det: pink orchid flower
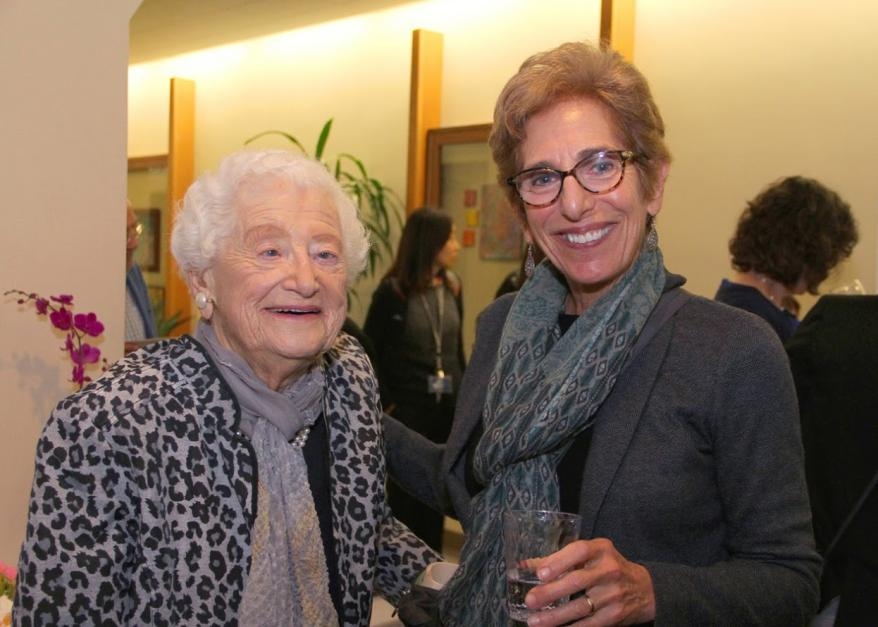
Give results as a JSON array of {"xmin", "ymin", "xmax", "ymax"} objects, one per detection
[{"xmin": 5, "ymin": 289, "xmax": 107, "ymax": 390}]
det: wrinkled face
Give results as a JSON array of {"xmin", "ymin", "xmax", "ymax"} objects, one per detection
[
  {"xmin": 193, "ymin": 180, "xmax": 348, "ymax": 390},
  {"xmin": 519, "ymin": 97, "xmax": 666, "ymax": 313},
  {"xmin": 435, "ymin": 225, "xmax": 460, "ymax": 270}
]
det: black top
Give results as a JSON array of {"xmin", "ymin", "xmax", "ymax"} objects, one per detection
[
  {"xmin": 556, "ymin": 312, "xmax": 595, "ymax": 514},
  {"xmin": 304, "ymin": 414, "xmax": 343, "ymax": 623},
  {"xmin": 364, "ymin": 276, "xmax": 466, "ymax": 407},
  {"xmin": 786, "ymin": 295, "xmax": 878, "ymax": 624},
  {"xmin": 714, "ymin": 279, "xmax": 799, "ymax": 342}
]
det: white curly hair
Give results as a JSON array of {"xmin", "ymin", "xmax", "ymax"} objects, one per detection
[{"xmin": 171, "ymin": 149, "xmax": 370, "ymax": 288}]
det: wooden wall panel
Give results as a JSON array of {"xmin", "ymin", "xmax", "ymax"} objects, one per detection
[
  {"xmin": 405, "ymin": 29, "xmax": 443, "ymax": 214},
  {"xmin": 164, "ymin": 77, "xmax": 195, "ymax": 334}
]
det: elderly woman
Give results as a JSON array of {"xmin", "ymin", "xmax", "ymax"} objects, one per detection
[
  {"xmin": 13, "ymin": 150, "xmax": 438, "ymax": 626},
  {"xmin": 715, "ymin": 176, "xmax": 858, "ymax": 342},
  {"xmin": 386, "ymin": 42, "xmax": 821, "ymax": 626}
]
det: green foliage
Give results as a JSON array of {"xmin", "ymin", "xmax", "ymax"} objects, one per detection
[
  {"xmin": 245, "ymin": 119, "xmax": 403, "ymax": 288},
  {"xmin": 152, "ymin": 300, "xmax": 189, "ymax": 337}
]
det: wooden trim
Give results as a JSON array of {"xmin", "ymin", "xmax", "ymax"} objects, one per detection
[
  {"xmin": 601, "ymin": 0, "xmax": 636, "ymax": 61},
  {"xmin": 128, "ymin": 154, "xmax": 168, "ymax": 171},
  {"xmin": 164, "ymin": 77, "xmax": 195, "ymax": 336},
  {"xmin": 405, "ymin": 29, "xmax": 443, "ymax": 215},
  {"xmin": 424, "ymin": 123, "xmax": 491, "ymax": 207},
  {"xmin": 600, "ymin": 0, "xmax": 613, "ymax": 49}
]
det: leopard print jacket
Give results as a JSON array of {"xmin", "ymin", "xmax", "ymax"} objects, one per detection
[{"xmin": 13, "ymin": 333, "xmax": 439, "ymax": 626}]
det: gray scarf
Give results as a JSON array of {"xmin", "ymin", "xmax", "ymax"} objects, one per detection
[
  {"xmin": 439, "ymin": 247, "xmax": 665, "ymax": 626},
  {"xmin": 195, "ymin": 322, "xmax": 338, "ymax": 627}
]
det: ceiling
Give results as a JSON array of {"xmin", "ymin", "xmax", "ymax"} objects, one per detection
[{"xmin": 129, "ymin": 0, "xmax": 416, "ymax": 64}]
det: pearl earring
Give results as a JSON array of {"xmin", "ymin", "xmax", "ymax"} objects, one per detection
[{"xmin": 195, "ymin": 292, "xmax": 210, "ymax": 310}]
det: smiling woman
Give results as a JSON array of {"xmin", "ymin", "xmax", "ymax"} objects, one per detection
[
  {"xmin": 13, "ymin": 149, "xmax": 440, "ymax": 627},
  {"xmin": 384, "ymin": 41, "xmax": 821, "ymax": 627},
  {"xmin": 188, "ymin": 180, "xmax": 350, "ymax": 390}
]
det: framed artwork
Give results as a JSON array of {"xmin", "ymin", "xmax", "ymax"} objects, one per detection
[
  {"xmin": 128, "ymin": 154, "xmax": 168, "ymax": 276},
  {"xmin": 479, "ymin": 184, "xmax": 522, "ymax": 260},
  {"xmin": 134, "ymin": 208, "xmax": 161, "ymax": 272},
  {"xmin": 425, "ymin": 124, "xmax": 492, "ymax": 206}
]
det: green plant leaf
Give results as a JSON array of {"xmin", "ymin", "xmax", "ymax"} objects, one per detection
[
  {"xmin": 315, "ymin": 118, "xmax": 333, "ymax": 160},
  {"xmin": 152, "ymin": 301, "xmax": 190, "ymax": 337},
  {"xmin": 339, "ymin": 153, "xmax": 369, "ymax": 179},
  {"xmin": 244, "ymin": 130, "xmax": 308, "ymax": 155}
]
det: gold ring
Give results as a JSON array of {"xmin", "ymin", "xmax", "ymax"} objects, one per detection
[{"xmin": 584, "ymin": 593, "xmax": 596, "ymax": 615}]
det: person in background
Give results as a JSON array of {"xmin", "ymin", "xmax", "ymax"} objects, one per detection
[
  {"xmin": 125, "ymin": 199, "xmax": 158, "ymax": 342},
  {"xmin": 385, "ymin": 41, "xmax": 820, "ymax": 626},
  {"xmin": 714, "ymin": 176, "xmax": 858, "ymax": 342},
  {"xmin": 786, "ymin": 294, "xmax": 878, "ymax": 626},
  {"xmin": 14, "ymin": 150, "xmax": 438, "ymax": 627},
  {"xmin": 782, "ymin": 294, "xmax": 802, "ymax": 319},
  {"xmin": 364, "ymin": 206, "xmax": 464, "ymax": 553}
]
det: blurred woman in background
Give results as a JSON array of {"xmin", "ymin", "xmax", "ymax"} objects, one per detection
[
  {"xmin": 364, "ymin": 206, "xmax": 464, "ymax": 552},
  {"xmin": 715, "ymin": 176, "xmax": 858, "ymax": 341}
]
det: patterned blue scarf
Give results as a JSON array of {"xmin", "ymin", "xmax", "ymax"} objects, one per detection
[{"xmin": 439, "ymin": 246, "xmax": 665, "ymax": 625}]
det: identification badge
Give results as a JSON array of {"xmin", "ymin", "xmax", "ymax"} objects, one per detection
[{"xmin": 427, "ymin": 370, "xmax": 453, "ymax": 400}]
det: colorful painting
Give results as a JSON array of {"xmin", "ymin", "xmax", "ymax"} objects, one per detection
[
  {"xmin": 479, "ymin": 184, "xmax": 522, "ymax": 260},
  {"xmin": 462, "ymin": 228, "xmax": 476, "ymax": 247}
]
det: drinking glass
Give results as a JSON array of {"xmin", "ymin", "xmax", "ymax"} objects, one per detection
[
  {"xmin": 830, "ymin": 278, "xmax": 866, "ymax": 295},
  {"xmin": 503, "ymin": 509, "xmax": 582, "ymax": 622}
]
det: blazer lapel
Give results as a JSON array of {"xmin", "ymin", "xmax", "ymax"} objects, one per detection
[{"xmin": 578, "ymin": 300, "xmax": 679, "ymax": 537}]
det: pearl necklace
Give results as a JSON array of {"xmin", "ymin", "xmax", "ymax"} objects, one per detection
[
  {"xmin": 758, "ymin": 276, "xmax": 787, "ymax": 310},
  {"xmin": 290, "ymin": 425, "xmax": 311, "ymax": 448}
]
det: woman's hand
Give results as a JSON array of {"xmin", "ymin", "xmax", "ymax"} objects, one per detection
[{"xmin": 522, "ymin": 538, "xmax": 656, "ymax": 626}]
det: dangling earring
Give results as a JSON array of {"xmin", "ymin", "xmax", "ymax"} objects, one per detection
[
  {"xmin": 195, "ymin": 292, "xmax": 210, "ymax": 310},
  {"xmin": 646, "ymin": 218, "xmax": 659, "ymax": 251},
  {"xmin": 524, "ymin": 245, "xmax": 535, "ymax": 277}
]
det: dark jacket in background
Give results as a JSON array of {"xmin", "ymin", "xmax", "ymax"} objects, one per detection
[
  {"xmin": 714, "ymin": 278, "xmax": 798, "ymax": 342},
  {"xmin": 363, "ymin": 274, "xmax": 465, "ymax": 410},
  {"xmin": 786, "ymin": 295, "xmax": 878, "ymax": 626},
  {"xmin": 126, "ymin": 264, "xmax": 158, "ymax": 338}
]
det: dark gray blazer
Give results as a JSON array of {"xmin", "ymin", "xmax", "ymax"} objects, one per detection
[{"xmin": 385, "ymin": 276, "xmax": 821, "ymax": 625}]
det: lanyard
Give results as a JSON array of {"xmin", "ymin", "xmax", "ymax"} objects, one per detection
[{"xmin": 419, "ymin": 285, "xmax": 445, "ymax": 375}]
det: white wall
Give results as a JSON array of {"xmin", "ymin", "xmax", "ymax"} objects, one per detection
[
  {"xmin": 635, "ymin": 0, "xmax": 878, "ymax": 309},
  {"xmin": 0, "ymin": 0, "xmax": 141, "ymax": 564}
]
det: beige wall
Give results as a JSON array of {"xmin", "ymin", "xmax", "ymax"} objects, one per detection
[
  {"xmin": 635, "ymin": 0, "xmax": 878, "ymax": 309},
  {"xmin": 0, "ymin": 0, "xmax": 140, "ymax": 564}
]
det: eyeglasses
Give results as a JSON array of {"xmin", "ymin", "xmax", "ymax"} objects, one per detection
[{"xmin": 506, "ymin": 150, "xmax": 636, "ymax": 209}]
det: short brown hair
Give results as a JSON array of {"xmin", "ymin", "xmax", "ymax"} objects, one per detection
[
  {"xmin": 489, "ymin": 41, "xmax": 671, "ymax": 220},
  {"xmin": 729, "ymin": 176, "xmax": 858, "ymax": 293}
]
